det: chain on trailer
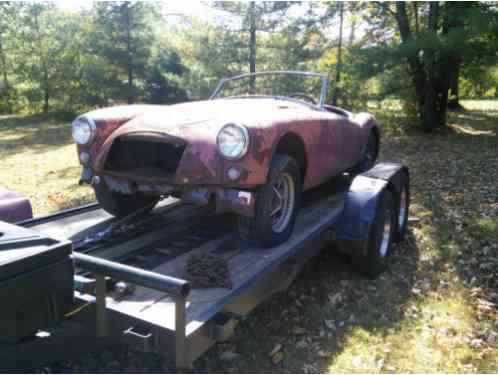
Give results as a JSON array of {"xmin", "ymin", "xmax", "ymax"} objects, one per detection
[
  {"xmin": 72, "ymin": 196, "xmax": 169, "ymax": 252},
  {"xmin": 72, "ymin": 196, "xmax": 238, "ymax": 294}
]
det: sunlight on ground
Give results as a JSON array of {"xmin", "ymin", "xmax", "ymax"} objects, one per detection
[
  {"xmin": 327, "ymin": 293, "xmax": 484, "ymax": 373},
  {"xmin": 0, "ymin": 103, "xmax": 497, "ymax": 372},
  {"xmin": 450, "ymin": 123, "xmax": 496, "ymax": 136},
  {"xmin": 0, "ymin": 115, "xmax": 94, "ymax": 216}
]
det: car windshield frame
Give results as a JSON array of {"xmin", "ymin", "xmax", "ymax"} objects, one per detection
[{"xmin": 210, "ymin": 71, "xmax": 329, "ymax": 111}]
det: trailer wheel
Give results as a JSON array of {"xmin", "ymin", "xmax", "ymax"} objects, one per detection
[
  {"xmin": 352, "ymin": 189, "xmax": 396, "ymax": 277},
  {"xmin": 394, "ymin": 173, "xmax": 410, "ymax": 243},
  {"xmin": 238, "ymin": 154, "xmax": 302, "ymax": 248},
  {"xmin": 94, "ymin": 181, "xmax": 159, "ymax": 218}
]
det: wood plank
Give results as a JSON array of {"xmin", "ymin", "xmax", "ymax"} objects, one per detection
[
  {"xmin": 105, "ymin": 192, "xmax": 345, "ymax": 334},
  {"xmin": 90, "ymin": 205, "xmax": 212, "ymax": 261}
]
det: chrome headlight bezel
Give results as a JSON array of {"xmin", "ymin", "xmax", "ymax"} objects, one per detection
[
  {"xmin": 72, "ymin": 116, "xmax": 96, "ymax": 146},
  {"xmin": 217, "ymin": 123, "xmax": 250, "ymax": 160}
]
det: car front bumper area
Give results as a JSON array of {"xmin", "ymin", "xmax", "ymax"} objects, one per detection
[{"xmin": 79, "ymin": 168, "xmax": 256, "ymax": 218}]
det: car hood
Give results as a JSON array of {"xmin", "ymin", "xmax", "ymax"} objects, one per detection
[
  {"xmin": 112, "ymin": 98, "xmax": 315, "ymax": 138},
  {"xmin": 93, "ymin": 98, "xmax": 316, "ymax": 172}
]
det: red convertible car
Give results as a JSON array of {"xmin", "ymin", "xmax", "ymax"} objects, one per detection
[{"xmin": 72, "ymin": 71, "xmax": 379, "ymax": 247}]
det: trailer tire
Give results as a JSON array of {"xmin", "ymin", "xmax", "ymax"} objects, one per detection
[
  {"xmin": 393, "ymin": 173, "xmax": 410, "ymax": 243},
  {"xmin": 352, "ymin": 189, "xmax": 395, "ymax": 277},
  {"xmin": 94, "ymin": 182, "xmax": 159, "ymax": 218},
  {"xmin": 238, "ymin": 154, "xmax": 302, "ymax": 248}
]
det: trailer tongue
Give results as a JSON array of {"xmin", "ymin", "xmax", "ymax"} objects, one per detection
[{"xmin": 0, "ymin": 163, "xmax": 409, "ymax": 371}]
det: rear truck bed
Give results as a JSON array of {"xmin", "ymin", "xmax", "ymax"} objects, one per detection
[{"xmin": 0, "ymin": 162, "xmax": 409, "ymax": 371}]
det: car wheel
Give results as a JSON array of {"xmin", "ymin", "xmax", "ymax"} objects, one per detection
[
  {"xmin": 351, "ymin": 189, "xmax": 396, "ymax": 277},
  {"xmin": 352, "ymin": 132, "xmax": 378, "ymax": 174},
  {"xmin": 94, "ymin": 181, "xmax": 159, "ymax": 218},
  {"xmin": 238, "ymin": 154, "xmax": 302, "ymax": 248},
  {"xmin": 394, "ymin": 173, "xmax": 410, "ymax": 243}
]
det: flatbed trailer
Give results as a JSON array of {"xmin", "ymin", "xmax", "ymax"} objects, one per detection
[{"xmin": 0, "ymin": 163, "xmax": 410, "ymax": 372}]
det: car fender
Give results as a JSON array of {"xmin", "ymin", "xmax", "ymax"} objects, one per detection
[{"xmin": 353, "ymin": 113, "xmax": 380, "ymax": 152}]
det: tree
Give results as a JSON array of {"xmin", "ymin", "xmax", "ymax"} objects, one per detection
[
  {"xmin": 357, "ymin": 2, "xmax": 498, "ymax": 131},
  {"xmin": 331, "ymin": 2, "xmax": 344, "ymax": 106},
  {"xmin": 13, "ymin": 3, "xmax": 77, "ymax": 113},
  {"xmin": 91, "ymin": 2, "xmax": 160, "ymax": 103},
  {"xmin": 0, "ymin": 2, "xmax": 17, "ymax": 113},
  {"xmin": 212, "ymin": 1, "xmax": 293, "ymax": 89},
  {"xmin": 144, "ymin": 49, "xmax": 188, "ymax": 104}
]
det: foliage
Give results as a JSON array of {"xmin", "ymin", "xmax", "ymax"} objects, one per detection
[
  {"xmin": 353, "ymin": 2, "xmax": 498, "ymax": 130},
  {"xmin": 0, "ymin": 1, "xmax": 496, "ymax": 129},
  {"xmin": 144, "ymin": 49, "xmax": 188, "ymax": 104}
]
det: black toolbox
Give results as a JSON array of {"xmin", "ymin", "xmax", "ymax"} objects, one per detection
[{"xmin": 0, "ymin": 221, "xmax": 74, "ymax": 343}]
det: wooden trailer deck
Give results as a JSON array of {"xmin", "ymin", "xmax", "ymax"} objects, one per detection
[{"xmin": 103, "ymin": 190, "xmax": 345, "ymax": 336}]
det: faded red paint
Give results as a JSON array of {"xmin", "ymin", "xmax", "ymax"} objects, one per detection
[
  {"xmin": 0, "ymin": 187, "xmax": 33, "ymax": 223},
  {"xmin": 74, "ymin": 98, "xmax": 377, "ymax": 206}
]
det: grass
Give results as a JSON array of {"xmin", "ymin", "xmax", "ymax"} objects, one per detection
[
  {"xmin": 0, "ymin": 113, "xmax": 94, "ymax": 216},
  {"xmin": 1, "ymin": 101, "xmax": 497, "ymax": 373}
]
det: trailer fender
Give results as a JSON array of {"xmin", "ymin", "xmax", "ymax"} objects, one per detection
[
  {"xmin": 361, "ymin": 162, "xmax": 409, "ymax": 197},
  {"xmin": 335, "ymin": 175, "xmax": 389, "ymax": 257},
  {"xmin": 336, "ymin": 162, "xmax": 409, "ymax": 256},
  {"xmin": 362, "ymin": 162, "xmax": 410, "ymax": 242}
]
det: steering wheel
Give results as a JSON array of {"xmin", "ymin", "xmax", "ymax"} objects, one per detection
[{"xmin": 288, "ymin": 93, "xmax": 317, "ymax": 105}]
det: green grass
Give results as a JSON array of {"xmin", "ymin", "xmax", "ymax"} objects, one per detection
[{"xmin": 1, "ymin": 101, "xmax": 497, "ymax": 372}]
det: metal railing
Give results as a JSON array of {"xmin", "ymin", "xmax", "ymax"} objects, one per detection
[{"xmin": 73, "ymin": 252, "xmax": 190, "ymax": 368}]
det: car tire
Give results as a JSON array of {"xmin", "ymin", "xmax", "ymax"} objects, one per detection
[
  {"xmin": 352, "ymin": 132, "xmax": 378, "ymax": 175},
  {"xmin": 393, "ymin": 173, "xmax": 410, "ymax": 242},
  {"xmin": 238, "ymin": 154, "xmax": 302, "ymax": 248},
  {"xmin": 94, "ymin": 181, "xmax": 159, "ymax": 218},
  {"xmin": 351, "ymin": 189, "xmax": 396, "ymax": 277}
]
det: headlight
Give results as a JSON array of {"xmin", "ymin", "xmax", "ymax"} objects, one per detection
[
  {"xmin": 217, "ymin": 123, "xmax": 249, "ymax": 160},
  {"xmin": 72, "ymin": 116, "xmax": 96, "ymax": 145}
]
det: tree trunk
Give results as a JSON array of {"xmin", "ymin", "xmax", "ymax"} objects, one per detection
[
  {"xmin": 447, "ymin": 62, "xmax": 462, "ymax": 110},
  {"xmin": 444, "ymin": 2, "xmax": 469, "ymax": 111},
  {"xmin": 124, "ymin": 3, "xmax": 134, "ymax": 104},
  {"xmin": 395, "ymin": 1, "xmax": 449, "ymax": 132},
  {"xmin": 248, "ymin": 1, "xmax": 256, "ymax": 94},
  {"xmin": 33, "ymin": 7, "xmax": 49, "ymax": 114},
  {"xmin": 332, "ymin": 2, "xmax": 344, "ymax": 106},
  {"xmin": 0, "ymin": 34, "xmax": 13, "ymax": 114},
  {"xmin": 42, "ymin": 66, "xmax": 49, "ymax": 114}
]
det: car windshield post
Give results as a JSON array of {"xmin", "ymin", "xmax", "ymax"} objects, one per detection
[{"xmin": 210, "ymin": 71, "xmax": 329, "ymax": 110}]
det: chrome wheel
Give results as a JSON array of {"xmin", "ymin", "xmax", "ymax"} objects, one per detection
[
  {"xmin": 379, "ymin": 208, "xmax": 392, "ymax": 257},
  {"xmin": 398, "ymin": 188, "xmax": 407, "ymax": 232},
  {"xmin": 270, "ymin": 172, "xmax": 295, "ymax": 233}
]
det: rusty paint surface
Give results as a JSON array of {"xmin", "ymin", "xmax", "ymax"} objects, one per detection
[{"xmin": 75, "ymin": 98, "xmax": 377, "ymax": 194}]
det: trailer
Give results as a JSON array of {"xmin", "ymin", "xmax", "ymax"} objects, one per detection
[{"xmin": 0, "ymin": 163, "xmax": 409, "ymax": 372}]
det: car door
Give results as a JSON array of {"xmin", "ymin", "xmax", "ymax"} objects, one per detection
[
  {"xmin": 297, "ymin": 112, "xmax": 348, "ymax": 190},
  {"xmin": 340, "ymin": 117, "xmax": 363, "ymax": 169}
]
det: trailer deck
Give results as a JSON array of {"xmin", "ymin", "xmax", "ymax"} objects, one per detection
[{"xmin": 1, "ymin": 163, "xmax": 410, "ymax": 371}]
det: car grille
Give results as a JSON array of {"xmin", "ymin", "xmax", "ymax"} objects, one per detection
[{"xmin": 104, "ymin": 138, "xmax": 186, "ymax": 179}]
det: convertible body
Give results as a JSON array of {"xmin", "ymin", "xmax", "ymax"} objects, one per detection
[
  {"xmin": 73, "ymin": 71, "xmax": 379, "ymax": 224},
  {"xmin": 77, "ymin": 99, "xmax": 377, "ymax": 215}
]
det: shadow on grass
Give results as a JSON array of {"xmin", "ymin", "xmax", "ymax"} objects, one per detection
[
  {"xmin": 197, "ymin": 105, "xmax": 497, "ymax": 372},
  {"xmin": 195, "ymin": 232, "xmax": 420, "ymax": 373}
]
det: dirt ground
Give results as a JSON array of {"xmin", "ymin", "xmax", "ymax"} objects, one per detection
[{"xmin": 1, "ymin": 101, "xmax": 497, "ymax": 373}]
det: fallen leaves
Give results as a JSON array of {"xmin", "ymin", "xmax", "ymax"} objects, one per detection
[{"xmin": 14, "ymin": 103, "xmax": 498, "ymax": 373}]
